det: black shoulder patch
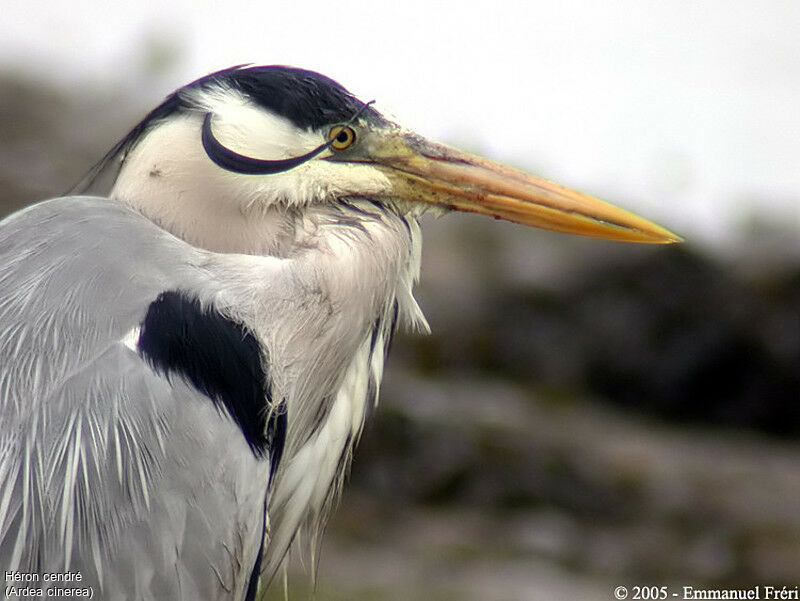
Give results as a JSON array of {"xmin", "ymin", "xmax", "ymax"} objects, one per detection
[{"xmin": 138, "ymin": 290, "xmax": 279, "ymax": 459}]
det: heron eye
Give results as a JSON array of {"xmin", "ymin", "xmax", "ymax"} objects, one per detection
[{"xmin": 328, "ymin": 126, "xmax": 356, "ymax": 150}]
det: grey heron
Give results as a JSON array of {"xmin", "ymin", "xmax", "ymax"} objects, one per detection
[{"xmin": 0, "ymin": 65, "xmax": 679, "ymax": 600}]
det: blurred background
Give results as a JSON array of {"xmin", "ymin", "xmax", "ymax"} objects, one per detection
[{"xmin": 2, "ymin": 1, "xmax": 799, "ymax": 599}]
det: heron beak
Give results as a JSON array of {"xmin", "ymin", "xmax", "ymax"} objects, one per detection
[{"xmin": 364, "ymin": 132, "xmax": 681, "ymax": 244}]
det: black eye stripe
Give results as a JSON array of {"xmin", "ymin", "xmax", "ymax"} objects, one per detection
[{"xmin": 201, "ymin": 100, "xmax": 374, "ymax": 175}]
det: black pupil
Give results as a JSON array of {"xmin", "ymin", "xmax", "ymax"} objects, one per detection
[{"xmin": 336, "ymin": 130, "xmax": 349, "ymax": 144}]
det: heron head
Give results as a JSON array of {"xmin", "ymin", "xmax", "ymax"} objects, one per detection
[{"xmin": 105, "ymin": 65, "xmax": 679, "ymax": 251}]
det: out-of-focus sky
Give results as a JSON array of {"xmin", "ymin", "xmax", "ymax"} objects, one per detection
[{"xmin": 2, "ymin": 0, "xmax": 799, "ymax": 247}]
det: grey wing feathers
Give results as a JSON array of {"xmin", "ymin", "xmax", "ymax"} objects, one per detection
[
  {"xmin": 0, "ymin": 198, "xmax": 196, "ymax": 416},
  {"xmin": 0, "ymin": 198, "xmax": 270, "ymax": 599}
]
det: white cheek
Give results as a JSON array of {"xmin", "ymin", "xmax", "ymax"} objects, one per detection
[
  {"xmin": 261, "ymin": 162, "xmax": 393, "ymax": 206},
  {"xmin": 113, "ymin": 116, "xmax": 220, "ymax": 204}
]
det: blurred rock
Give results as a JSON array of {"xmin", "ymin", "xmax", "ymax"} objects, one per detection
[
  {"xmin": 0, "ymin": 73, "xmax": 148, "ymax": 215},
  {"xmin": 396, "ymin": 218, "xmax": 800, "ymax": 435},
  {"xmin": 347, "ymin": 372, "xmax": 800, "ymax": 584}
]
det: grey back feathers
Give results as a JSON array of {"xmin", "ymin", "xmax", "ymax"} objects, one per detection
[{"xmin": 0, "ymin": 199, "xmax": 274, "ymax": 598}]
